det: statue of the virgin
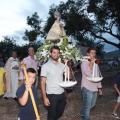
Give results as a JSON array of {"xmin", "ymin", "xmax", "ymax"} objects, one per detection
[
  {"xmin": 46, "ymin": 11, "xmax": 66, "ymax": 41},
  {"xmin": 36, "ymin": 11, "xmax": 82, "ymax": 63}
]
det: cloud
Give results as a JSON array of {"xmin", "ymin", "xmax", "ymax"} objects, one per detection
[
  {"xmin": 6, "ymin": 29, "xmax": 28, "ymax": 45},
  {"xmin": 0, "ymin": 0, "xmax": 67, "ymax": 38},
  {"xmin": 18, "ymin": 0, "xmax": 47, "ymax": 20},
  {"xmin": 18, "ymin": 8, "xmax": 33, "ymax": 20},
  {"xmin": 0, "ymin": 0, "xmax": 29, "ymax": 39}
]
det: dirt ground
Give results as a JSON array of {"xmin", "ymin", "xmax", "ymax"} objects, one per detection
[{"xmin": 0, "ymin": 69, "xmax": 119, "ymax": 120}]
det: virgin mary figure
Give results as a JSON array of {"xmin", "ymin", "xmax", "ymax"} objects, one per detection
[
  {"xmin": 46, "ymin": 11, "xmax": 66, "ymax": 41},
  {"xmin": 36, "ymin": 11, "xmax": 82, "ymax": 63}
]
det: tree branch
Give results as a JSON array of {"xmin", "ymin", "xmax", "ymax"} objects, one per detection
[
  {"xmin": 89, "ymin": 30, "xmax": 120, "ymax": 48},
  {"xmin": 95, "ymin": 25, "xmax": 120, "ymax": 40}
]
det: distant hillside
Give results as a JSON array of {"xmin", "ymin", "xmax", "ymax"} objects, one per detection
[{"xmin": 104, "ymin": 50, "xmax": 120, "ymax": 58}]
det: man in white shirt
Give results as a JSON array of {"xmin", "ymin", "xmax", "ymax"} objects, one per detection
[
  {"xmin": 41, "ymin": 46, "xmax": 69, "ymax": 120},
  {"xmin": 19, "ymin": 47, "xmax": 38, "ymax": 88}
]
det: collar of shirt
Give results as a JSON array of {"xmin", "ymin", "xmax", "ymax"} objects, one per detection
[
  {"xmin": 28, "ymin": 55, "xmax": 36, "ymax": 60},
  {"xmin": 48, "ymin": 58, "xmax": 59, "ymax": 65},
  {"xmin": 11, "ymin": 57, "xmax": 18, "ymax": 61}
]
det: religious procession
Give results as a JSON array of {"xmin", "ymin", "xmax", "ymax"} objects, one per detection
[{"xmin": 0, "ymin": 1, "xmax": 120, "ymax": 120}]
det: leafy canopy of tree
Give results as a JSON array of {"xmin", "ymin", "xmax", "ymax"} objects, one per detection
[
  {"xmin": 0, "ymin": 36, "xmax": 41, "ymax": 61},
  {"xmin": 87, "ymin": 0, "xmax": 120, "ymax": 48},
  {"xmin": 44, "ymin": 0, "xmax": 120, "ymax": 50},
  {"xmin": 23, "ymin": 12, "xmax": 43, "ymax": 42},
  {"xmin": 43, "ymin": 0, "xmax": 104, "ymax": 57},
  {"xmin": 0, "ymin": 36, "xmax": 19, "ymax": 60},
  {"xmin": 3, "ymin": 0, "xmax": 119, "ymax": 59}
]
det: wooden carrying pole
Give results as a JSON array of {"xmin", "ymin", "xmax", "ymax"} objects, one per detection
[{"xmin": 21, "ymin": 62, "xmax": 40, "ymax": 120}]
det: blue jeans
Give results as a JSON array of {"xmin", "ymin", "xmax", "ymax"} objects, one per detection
[{"xmin": 80, "ymin": 87, "xmax": 97, "ymax": 120}]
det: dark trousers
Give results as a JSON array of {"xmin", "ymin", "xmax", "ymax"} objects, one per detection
[{"xmin": 47, "ymin": 92, "xmax": 66, "ymax": 120}]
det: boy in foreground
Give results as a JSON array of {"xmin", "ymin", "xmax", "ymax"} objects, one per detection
[{"xmin": 16, "ymin": 68, "xmax": 39, "ymax": 120}]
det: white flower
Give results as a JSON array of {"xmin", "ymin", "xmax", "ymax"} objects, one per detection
[
  {"xmin": 36, "ymin": 37, "xmax": 82, "ymax": 63},
  {"xmin": 59, "ymin": 38, "xmax": 63, "ymax": 42},
  {"xmin": 56, "ymin": 42, "xmax": 62, "ymax": 46},
  {"xmin": 47, "ymin": 54, "xmax": 50, "ymax": 58},
  {"xmin": 44, "ymin": 45, "xmax": 49, "ymax": 48},
  {"xmin": 67, "ymin": 44, "xmax": 73, "ymax": 49},
  {"xmin": 76, "ymin": 57, "xmax": 80, "ymax": 61},
  {"xmin": 65, "ymin": 47, "xmax": 67, "ymax": 51},
  {"xmin": 60, "ymin": 50, "xmax": 63, "ymax": 53},
  {"xmin": 73, "ymin": 44, "xmax": 75, "ymax": 47},
  {"xmin": 41, "ymin": 50, "xmax": 48, "ymax": 56},
  {"xmin": 68, "ymin": 39, "xmax": 72, "ymax": 42}
]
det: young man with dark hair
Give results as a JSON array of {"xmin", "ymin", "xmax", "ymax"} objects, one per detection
[
  {"xmin": 87, "ymin": 48, "xmax": 96, "ymax": 53},
  {"xmin": 50, "ymin": 46, "xmax": 60, "ymax": 53},
  {"xmin": 40, "ymin": 46, "xmax": 68, "ymax": 120},
  {"xmin": 77, "ymin": 47, "xmax": 102, "ymax": 120}
]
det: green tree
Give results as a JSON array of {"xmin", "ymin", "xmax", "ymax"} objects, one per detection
[
  {"xmin": 0, "ymin": 36, "xmax": 42, "ymax": 61},
  {"xmin": 23, "ymin": 12, "xmax": 43, "ymax": 42},
  {"xmin": 44, "ymin": 0, "xmax": 120, "ymax": 50},
  {"xmin": 87, "ymin": 0, "xmax": 120, "ymax": 48},
  {"xmin": 44, "ymin": 1, "xmax": 104, "ymax": 57},
  {"xmin": 20, "ymin": 41, "xmax": 41, "ymax": 60},
  {"xmin": 0, "ymin": 36, "xmax": 20, "ymax": 60}
]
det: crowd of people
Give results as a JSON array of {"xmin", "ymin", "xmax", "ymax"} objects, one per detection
[{"xmin": 0, "ymin": 46, "xmax": 120, "ymax": 120}]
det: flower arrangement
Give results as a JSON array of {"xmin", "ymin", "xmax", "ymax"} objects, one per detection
[{"xmin": 36, "ymin": 37, "xmax": 82, "ymax": 63}]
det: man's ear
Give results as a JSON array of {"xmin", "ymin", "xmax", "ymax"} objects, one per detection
[
  {"xmin": 87, "ymin": 53, "xmax": 89, "ymax": 56},
  {"xmin": 50, "ymin": 53, "xmax": 51, "ymax": 56}
]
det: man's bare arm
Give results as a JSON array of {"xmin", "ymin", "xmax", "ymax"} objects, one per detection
[{"xmin": 40, "ymin": 77, "xmax": 50, "ymax": 106}]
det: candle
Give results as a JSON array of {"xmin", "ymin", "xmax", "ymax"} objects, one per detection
[
  {"xmin": 95, "ymin": 64, "xmax": 97, "ymax": 77},
  {"xmin": 92, "ymin": 63, "xmax": 95, "ymax": 78},
  {"xmin": 64, "ymin": 63, "xmax": 67, "ymax": 84},
  {"xmin": 68, "ymin": 66, "xmax": 69, "ymax": 81}
]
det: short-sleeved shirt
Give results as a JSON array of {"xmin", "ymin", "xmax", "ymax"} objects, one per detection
[
  {"xmin": 114, "ymin": 74, "xmax": 120, "ymax": 91},
  {"xmin": 40, "ymin": 59, "xmax": 65, "ymax": 94},
  {"xmin": 16, "ymin": 84, "xmax": 38, "ymax": 120}
]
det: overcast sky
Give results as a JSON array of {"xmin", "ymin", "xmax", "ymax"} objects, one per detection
[{"xmin": 0, "ymin": 0, "xmax": 118, "ymax": 52}]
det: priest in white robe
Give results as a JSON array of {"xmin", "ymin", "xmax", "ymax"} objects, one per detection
[{"xmin": 4, "ymin": 51, "xmax": 20, "ymax": 100}]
